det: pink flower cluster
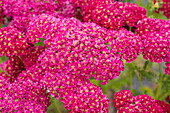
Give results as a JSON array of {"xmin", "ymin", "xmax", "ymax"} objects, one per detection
[
  {"xmin": 136, "ymin": 18, "xmax": 170, "ymax": 74},
  {"xmin": 0, "ymin": 56, "xmax": 24, "ymax": 82},
  {"xmin": 0, "ymin": 14, "xmax": 115, "ymax": 112},
  {"xmin": 154, "ymin": 0, "xmax": 170, "ymax": 19},
  {"xmin": 26, "ymin": 14, "xmax": 58, "ymax": 44},
  {"xmin": 0, "ymin": 26, "xmax": 29, "ymax": 57},
  {"xmin": 0, "ymin": 72, "xmax": 51, "ymax": 113},
  {"xmin": 2, "ymin": 0, "xmax": 76, "ymax": 33},
  {"xmin": 40, "ymin": 72, "xmax": 110, "ymax": 112},
  {"xmin": 113, "ymin": 90, "xmax": 170, "ymax": 113},
  {"xmin": 73, "ymin": 0, "xmax": 147, "ymax": 30},
  {"xmin": 2, "ymin": 0, "xmax": 76, "ymax": 18},
  {"xmin": 165, "ymin": 63, "xmax": 170, "ymax": 75},
  {"xmin": 0, "ymin": 0, "xmax": 5, "ymax": 26},
  {"xmin": 161, "ymin": 0, "xmax": 170, "ymax": 19},
  {"xmin": 0, "ymin": 0, "xmax": 169, "ymax": 112},
  {"xmin": 35, "ymin": 15, "xmax": 124, "ymax": 85},
  {"xmin": 63, "ymin": 83, "xmax": 110, "ymax": 113},
  {"xmin": 105, "ymin": 28, "xmax": 142, "ymax": 63}
]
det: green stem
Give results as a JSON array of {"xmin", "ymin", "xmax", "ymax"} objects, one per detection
[
  {"xmin": 129, "ymin": 27, "xmax": 132, "ymax": 31},
  {"xmin": 135, "ymin": 70, "xmax": 144, "ymax": 94},
  {"xmin": 155, "ymin": 64, "xmax": 163, "ymax": 99},
  {"xmin": 131, "ymin": 63, "xmax": 144, "ymax": 94},
  {"xmin": 158, "ymin": 63, "xmax": 163, "ymax": 77},
  {"xmin": 129, "ymin": 71, "xmax": 133, "ymax": 91},
  {"xmin": 99, "ymin": 80, "xmax": 102, "ymax": 88},
  {"xmin": 53, "ymin": 102, "xmax": 62, "ymax": 113}
]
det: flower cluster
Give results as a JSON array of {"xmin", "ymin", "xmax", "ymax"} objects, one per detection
[
  {"xmin": 2, "ymin": 0, "xmax": 76, "ymax": 19},
  {"xmin": 113, "ymin": 90, "xmax": 170, "ymax": 113},
  {"xmin": 161, "ymin": 0, "xmax": 170, "ymax": 19},
  {"xmin": 1, "ymin": 14, "xmax": 118, "ymax": 112},
  {"xmin": 0, "ymin": 72, "xmax": 51, "ymax": 113},
  {"xmin": 20, "ymin": 45, "xmax": 45, "ymax": 68},
  {"xmin": 26, "ymin": 14, "xmax": 59, "ymax": 44},
  {"xmin": 165, "ymin": 63, "xmax": 170, "ymax": 75},
  {"xmin": 39, "ymin": 71, "xmax": 110, "ymax": 112},
  {"xmin": 73, "ymin": 0, "xmax": 147, "ymax": 30},
  {"xmin": 63, "ymin": 83, "xmax": 110, "ymax": 112},
  {"xmin": 2, "ymin": 0, "xmax": 77, "ymax": 33},
  {"xmin": 0, "ymin": 0, "xmax": 5, "ymax": 26},
  {"xmin": 0, "ymin": 26, "xmax": 29, "ymax": 57},
  {"xmin": 0, "ymin": 56, "xmax": 24, "ymax": 82},
  {"xmin": 0, "ymin": 0, "xmax": 169, "ymax": 112},
  {"xmin": 154, "ymin": 0, "xmax": 170, "ymax": 19},
  {"xmin": 105, "ymin": 28, "xmax": 142, "ymax": 63},
  {"xmin": 136, "ymin": 18, "xmax": 170, "ymax": 73}
]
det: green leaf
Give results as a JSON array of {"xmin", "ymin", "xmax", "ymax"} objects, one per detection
[
  {"xmin": 143, "ymin": 60, "xmax": 149, "ymax": 70},
  {"xmin": 49, "ymin": 96, "xmax": 55, "ymax": 103},
  {"xmin": 108, "ymin": 46, "xmax": 112, "ymax": 50},
  {"xmin": 34, "ymin": 38, "xmax": 45, "ymax": 46}
]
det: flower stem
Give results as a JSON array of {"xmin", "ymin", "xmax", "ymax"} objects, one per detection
[
  {"xmin": 53, "ymin": 102, "xmax": 62, "ymax": 113},
  {"xmin": 131, "ymin": 63, "xmax": 144, "ymax": 94},
  {"xmin": 155, "ymin": 63, "xmax": 163, "ymax": 99},
  {"xmin": 135, "ymin": 70, "xmax": 144, "ymax": 94},
  {"xmin": 99, "ymin": 80, "xmax": 102, "ymax": 89},
  {"xmin": 129, "ymin": 27, "xmax": 132, "ymax": 31},
  {"xmin": 129, "ymin": 70, "xmax": 133, "ymax": 91}
]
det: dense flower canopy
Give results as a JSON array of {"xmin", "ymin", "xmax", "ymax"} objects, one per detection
[{"xmin": 0, "ymin": 0, "xmax": 169, "ymax": 112}]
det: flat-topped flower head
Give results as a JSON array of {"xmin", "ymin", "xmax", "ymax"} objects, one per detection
[
  {"xmin": 74, "ymin": 0, "xmax": 146, "ymax": 30},
  {"xmin": 63, "ymin": 83, "xmax": 110, "ymax": 113},
  {"xmin": 9, "ymin": 16, "xmax": 31, "ymax": 33},
  {"xmin": 0, "ymin": 26, "xmax": 29, "ymax": 57},
  {"xmin": 105, "ymin": 28, "xmax": 142, "ymax": 63},
  {"xmin": 136, "ymin": 18, "xmax": 169, "ymax": 37},
  {"xmin": 113, "ymin": 90, "xmax": 170, "ymax": 113},
  {"xmin": 26, "ymin": 14, "xmax": 58, "ymax": 44},
  {"xmin": 39, "ymin": 32, "xmax": 124, "ymax": 85},
  {"xmin": 3, "ymin": 0, "xmax": 77, "ymax": 20},
  {"xmin": 0, "ymin": 78, "xmax": 51, "ymax": 113}
]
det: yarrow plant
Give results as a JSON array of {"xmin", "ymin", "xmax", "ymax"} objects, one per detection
[{"xmin": 0, "ymin": 0, "xmax": 169, "ymax": 112}]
